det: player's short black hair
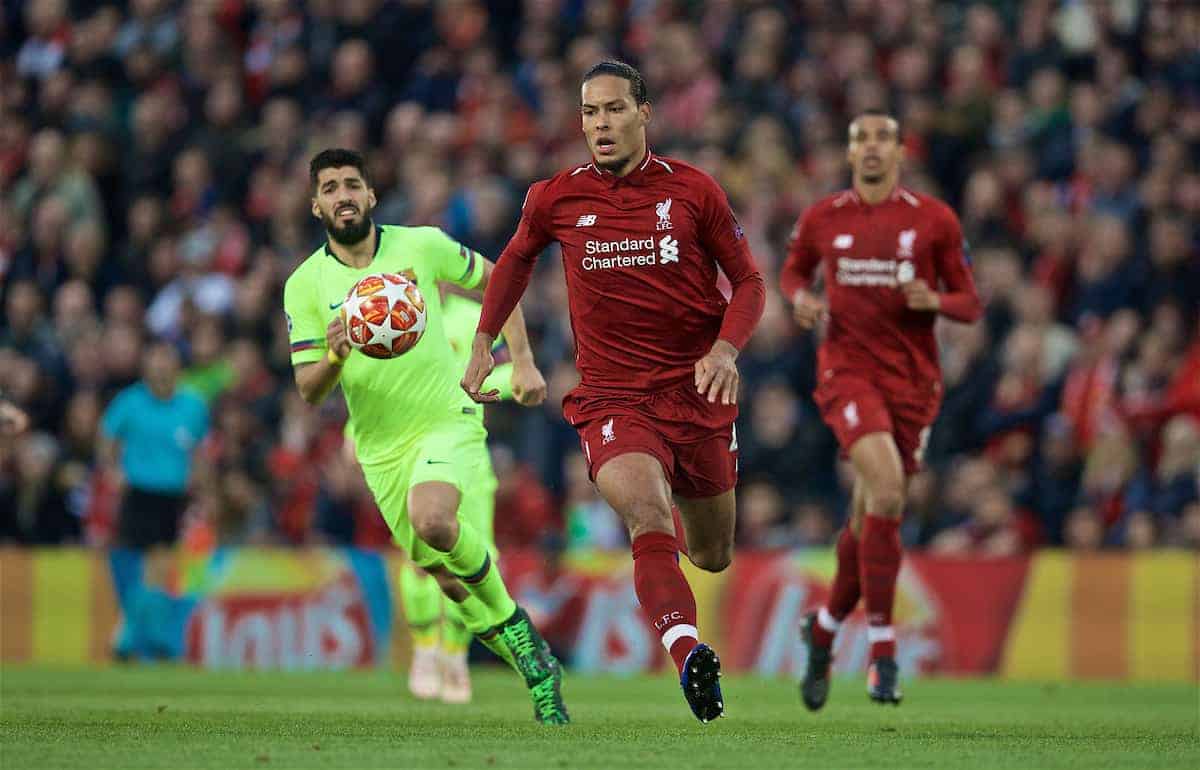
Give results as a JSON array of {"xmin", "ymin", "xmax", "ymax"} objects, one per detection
[
  {"xmin": 849, "ymin": 108, "xmax": 901, "ymax": 138},
  {"xmin": 582, "ymin": 60, "xmax": 649, "ymax": 105},
  {"xmin": 309, "ymin": 148, "xmax": 371, "ymax": 192}
]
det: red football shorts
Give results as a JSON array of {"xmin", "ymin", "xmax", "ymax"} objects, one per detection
[
  {"xmin": 563, "ymin": 384, "xmax": 738, "ymax": 499},
  {"xmin": 814, "ymin": 372, "xmax": 940, "ymax": 475}
]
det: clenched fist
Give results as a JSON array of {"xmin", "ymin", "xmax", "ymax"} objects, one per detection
[
  {"xmin": 326, "ymin": 314, "xmax": 352, "ymax": 361},
  {"xmin": 791, "ymin": 290, "xmax": 828, "ymax": 330},
  {"xmin": 901, "ymin": 279, "xmax": 940, "ymax": 312},
  {"xmin": 510, "ymin": 360, "xmax": 548, "ymax": 406}
]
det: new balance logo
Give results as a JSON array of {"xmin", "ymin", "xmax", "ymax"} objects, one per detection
[
  {"xmin": 576, "ymin": 214, "xmax": 597, "ymax": 227},
  {"xmin": 834, "ymin": 234, "xmax": 854, "ymax": 249},
  {"xmin": 658, "ymin": 235, "xmax": 679, "ymax": 264}
]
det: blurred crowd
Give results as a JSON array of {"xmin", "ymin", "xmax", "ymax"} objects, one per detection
[{"xmin": 2, "ymin": 0, "xmax": 1198, "ymax": 554}]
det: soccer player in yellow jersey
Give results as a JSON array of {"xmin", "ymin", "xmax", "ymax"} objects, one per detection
[{"xmin": 284, "ymin": 149, "xmax": 567, "ymax": 724}]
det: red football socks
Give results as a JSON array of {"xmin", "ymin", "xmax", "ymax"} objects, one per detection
[
  {"xmin": 812, "ymin": 526, "xmax": 861, "ymax": 649},
  {"xmin": 860, "ymin": 514, "xmax": 902, "ymax": 661},
  {"xmin": 632, "ymin": 531, "xmax": 699, "ymax": 675}
]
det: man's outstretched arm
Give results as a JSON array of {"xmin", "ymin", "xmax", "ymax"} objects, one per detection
[{"xmin": 465, "ymin": 181, "xmax": 553, "ymax": 401}]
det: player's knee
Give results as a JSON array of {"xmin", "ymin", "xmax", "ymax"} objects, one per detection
[
  {"xmin": 686, "ymin": 537, "xmax": 729, "ymax": 573},
  {"xmin": 623, "ymin": 502, "xmax": 674, "ymax": 539},
  {"xmin": 868, "ymin": 484, "xmax": 905, "ymax": 517},
  {"xmin": 410, "ymin": 510, "xmax": 458, "ymax": 551},
  {"xmin": 689, "ymin": 543, "xmax": 733, "ymax": 573}
]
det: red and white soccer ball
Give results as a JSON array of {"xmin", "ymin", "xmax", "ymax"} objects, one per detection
[{"xmin": 341, "ymin": 273, "xmax": 427, "ymax": 359}]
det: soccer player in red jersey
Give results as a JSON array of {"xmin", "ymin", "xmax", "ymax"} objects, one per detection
[
  {"xmin": 780, "ymin": 110, "xmax": 982, "ymax": 708},
  {"xmin": 462, "ymin": 60, "xmax": 766, "ymax": 723}
]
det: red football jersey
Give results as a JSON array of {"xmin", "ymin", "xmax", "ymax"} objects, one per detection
[
  {"xmin": 780, "ymin": 187, "xmax": 982, "ymax": 392},
  {"xmin": 480, "ymin": 151, "xmax": 765, "ymax": 392}
]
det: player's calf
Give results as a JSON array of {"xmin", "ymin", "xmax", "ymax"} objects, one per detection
[
  {"xmin": 860, "ymin": 515, "xmax": 902, "ymax": 662},
  {"xmin": 675, "ymin": 488, "xmax": 737, "ymax": 573}
]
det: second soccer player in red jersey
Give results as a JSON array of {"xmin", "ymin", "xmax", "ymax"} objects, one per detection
[
  {"xmin": 463, "ymin": 61, "xmax": 765, "ymax": 722},
  {"xmin": 780, "ymin": 110, "xmax": 982, "ymax": 708}
]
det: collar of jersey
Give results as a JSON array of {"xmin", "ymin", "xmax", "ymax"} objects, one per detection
[
  {"xmin": 845, "ymin": 186, "xmax": 907, "ymax": 208},
  {"xmin": 324, "ymin": 223, "xmax": 384, "ymax": 266},
  {"xmin": 593, "ymin": 149, "xmax": 656, "ymax": 187}
]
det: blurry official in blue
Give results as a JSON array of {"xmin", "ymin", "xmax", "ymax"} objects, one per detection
[{"xmin": 100, "ymin": 341, "xmax": 208, "ymax": 659}]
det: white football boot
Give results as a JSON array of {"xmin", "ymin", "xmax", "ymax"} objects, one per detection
[
  {"xmin": 408, "ymin": 646, "xmax": 442, "ymax": 700},
  {"xmin": 439, "ymin": 650, "xmax": 473, "ymax": 704}
]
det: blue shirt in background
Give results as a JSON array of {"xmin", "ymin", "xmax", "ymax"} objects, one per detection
[{"xmin": 101, "ymin": 383, "xmax": 209, "ymax": 494}]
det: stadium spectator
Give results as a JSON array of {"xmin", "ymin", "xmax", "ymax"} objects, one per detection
[
  {"xmin": 10, "ymin": 128, "xmax": 104, "ymax": 230},
  {"xmin": 1121, "ymin": 415, "xmax": 1200, "ymax": 541},
  {"xmin": 0, "ymin": 430, "xmax": 78, "ymax": 543},
  {"xmin": 737, "ymin": 477, "xmax": 792, "ymax": 549},
  {"xmin": 929, "ymin": 485, "xmax": 1033, "ymax": 557},
  {"xmin": 0, "ymin": 398, "xmax": 31, "ymax": 437}
]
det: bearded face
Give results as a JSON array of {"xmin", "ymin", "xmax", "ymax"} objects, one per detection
[{"xmin": 312, "ymin": 166, "xmax": 376, "ymax": 245}]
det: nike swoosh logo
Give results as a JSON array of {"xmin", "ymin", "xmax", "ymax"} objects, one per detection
[
  {"xmin": 425, "ymin": 460, "xmax": 450, "ymax": 465},
  {"xmin": 329, "ymin": 301, "xmax": 343, "ymax": 310}
]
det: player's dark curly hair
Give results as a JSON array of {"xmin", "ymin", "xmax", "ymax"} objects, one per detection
[
  {"xmin": 309, "ymin": 148, "xmax": 371, "ymax": 191},
  {"xmin": 582, "ymin": 60, "xmax": 649, "ymax": 105}
]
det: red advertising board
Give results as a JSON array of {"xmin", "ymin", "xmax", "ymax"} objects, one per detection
[{"xmin": 500, "ymin": 550, "xmax": 1031, "ymax": 677}]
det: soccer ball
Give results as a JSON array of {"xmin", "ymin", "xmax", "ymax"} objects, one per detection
[{"xmin": 341, "ymin": 273, "xmax": 427, "ymax": 359}]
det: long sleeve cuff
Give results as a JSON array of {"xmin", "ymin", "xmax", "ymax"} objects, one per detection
[
  {"xmin": 717, "ymin": 272, "xmax": 766, "ymax": 350},
  {"xmin": 938, "ymin": 291, "xmax": 983, "ymax": 322}
]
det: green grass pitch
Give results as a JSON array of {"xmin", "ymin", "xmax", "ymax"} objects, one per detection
[{"xmin": 2, "ymin": 665, "xmax": 1196, "ymax": 769}]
